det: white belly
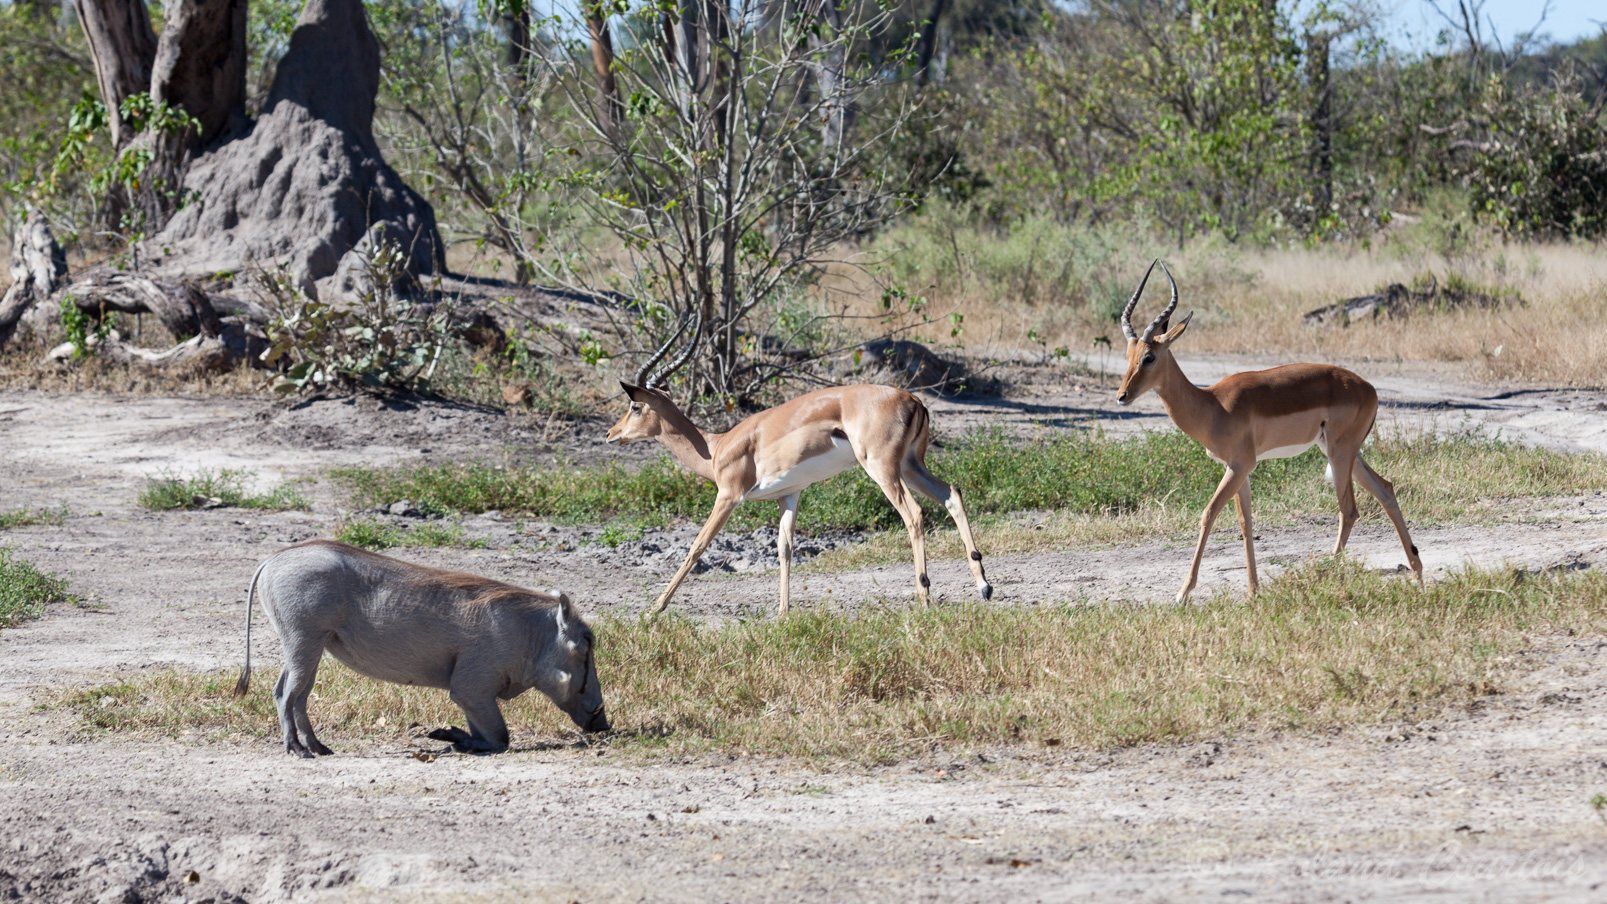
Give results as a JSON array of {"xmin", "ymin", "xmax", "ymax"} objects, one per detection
[
  {"xmin": 745, "ymin": 437, "xmax": 858, "ymax": 501},
  {"xmin": 1257, "ymin": 442, "xmax": 1314, "ymax": 461}
]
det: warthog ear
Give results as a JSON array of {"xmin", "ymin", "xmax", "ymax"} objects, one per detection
[{"xmin": 551, "ymin": 589, "xmax": 575, "ymax": 634}]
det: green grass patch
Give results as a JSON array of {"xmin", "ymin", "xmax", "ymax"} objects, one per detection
[
  {"xmin": 0, "ymin": 506, "xmax": 67, "ymax": 530},
  {"xmin": 333, "ymin": 427, "xmax": 1607, "ymax": 535},
  {"xmin": 334, "ymin": 518, "xmax": 487, "ymax": 551},
  {"xmin": 0, "ymin": 547, "xmax": 74, "ymax": 627},
  {"xmin": 54, "ymin": 562, "xmax": 1607, "ymax": 760},
  {"xmin": 139, "ymin": 469, "xmax": 311, "ymax": 512}
]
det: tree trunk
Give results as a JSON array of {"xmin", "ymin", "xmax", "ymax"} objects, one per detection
[
  {"xmin": 72, "ymin": 0, "xmax": 158, "ymax": 149},
  {"xmin": 1305, "ymin": 32, "xmax": 1333, "ymax": 218},
  {"xmin": 0, "ymin": 212, "xmax": 68, "ymax": 347},
  {"xmin": 109, "ymin": 0, "xmax": 252, "ymax": 231},
  {"xmin": 505, "ymin": 3, "xmax": 531, "ymax": 73},
  {"xmin": 915, "ymin": 0, "xmax": 947, "ymax": 88},
  {"xmin": 583, "ymin": 1, "xmax": 623, "ymax": 140},
  {"xmin": 146, "ymin": 0, "xmax": 443, "ymax": 294},
  {"xmin": 812, "ymin": 0, "xmax": 849, "ymax": 153},
  {"xmin": 152, "ymin": 0, "xmax": 248, "ymax": 148}
]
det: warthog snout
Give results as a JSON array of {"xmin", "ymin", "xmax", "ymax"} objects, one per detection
[{"xmin": 584, "ymin": 704, "xmax": 610, "ymax": 733}]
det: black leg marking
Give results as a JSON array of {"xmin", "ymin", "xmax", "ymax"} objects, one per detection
[
  {"xmin": 970, "ymin": 550, "xmax": 982, "ymax": 561},
  {"xmin": 1411, "ymin": 545, "xmax": 1419, "ymax": 555},
  {"xmin": 919, "ymin": 574, "xmax": 931, "ymax": 588}
]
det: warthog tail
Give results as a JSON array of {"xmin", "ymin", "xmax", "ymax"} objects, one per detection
[{"xmin": 234, "ymin": 559, "xmax": 270, "ymax": 698}]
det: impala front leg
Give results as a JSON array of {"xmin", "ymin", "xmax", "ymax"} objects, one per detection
[
  {"xmin": 1180, "ymin": 465, "xmax": 1252, "ymax": 603},
  {"xmin": 653, "ymin": 492, "xmax": 741, "ymax": 615},
  {"xmin": 1233, "ymin": 477, "xmax": 1257, "ymax": 594},
  {"xmin": 776, "ymin": 493, "xmax": 800, "ymax": 615}
]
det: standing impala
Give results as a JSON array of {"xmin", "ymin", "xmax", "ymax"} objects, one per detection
[
  {"xmin": 1115, "ymin": 260, "xmax": 1423, "ymax": 601},
  {"xmin": 605, "ymin": 317, "xmax": 992, "ymax": 614}
]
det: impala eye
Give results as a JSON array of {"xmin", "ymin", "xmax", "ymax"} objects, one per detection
[{"xmin": 1142, "ymin": 353, "xmax": 1155, "ymax": 365}]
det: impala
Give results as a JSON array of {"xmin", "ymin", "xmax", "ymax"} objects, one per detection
[
  {"xmin": 1115, "ymin": 260, "xmax": 1423, "ymax": 601},
  {"xmin": 606, "ymin": 317, "xmax": 992, "ymax": 614}
]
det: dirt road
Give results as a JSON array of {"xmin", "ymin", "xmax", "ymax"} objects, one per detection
[{"xmin": 3, "ymin": 354, "xmax": 1606, "ymax": 902}]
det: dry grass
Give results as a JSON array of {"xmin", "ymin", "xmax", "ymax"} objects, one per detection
[
  {"xmin": 839, "ymin": 210, "xmax": 1607, "ymax": 386},
  {"xmin": 51, "ymin": 561, "xmax": 1607, "ymax": 761},
  {"xmin": 0, "ymin": 345, "xmax": 269, "ymax": 396},
  {"xmin": 1187, "ymin": 243, "xmax": 1607, "ymax": 385}
]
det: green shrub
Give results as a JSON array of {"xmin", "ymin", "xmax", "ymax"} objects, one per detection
[
  {"xmin": 0, "ymin": 547, "xmax": 73, "ymax": 627},
  {"xmin": 138, "ymin": 469, "xmax": 310, "ymax": 512}
]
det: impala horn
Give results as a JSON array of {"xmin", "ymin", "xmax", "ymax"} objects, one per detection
[
  {"xmin": 645, "ymin": 312, "xmax": 702, "ymax": 391},
  {"xmin": 1121, "ymin": 259, "xmax": 1159, "ymax": 342},
  {"xmin": 1141, "ymin": 260, "xmax": 1187, "ymax": 343},
  {"xmin": 635, "ymin": 311, "xmax": 697, "ymax": 387}
]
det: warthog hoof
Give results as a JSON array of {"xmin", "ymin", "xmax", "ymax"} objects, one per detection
[
  {"xmin": 309, "ymin": 740, "xmax": 335, "ymax": 756},
  {"xmin": 426, "ymin": 726, "xmax": 473, "ymax": 749}
]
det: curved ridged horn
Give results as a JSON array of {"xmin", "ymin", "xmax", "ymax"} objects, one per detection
[
  {"xmin": 646, "ymin": 312, "xmax": 702, "ymax": 390},
  {"xmin": 634, "ymin": 311, "xmax": 695, "ymax": 386},
  {"xmin": 1121, "ymin": 259, "xmax": 1159, "ymax": 341},
  {"xmin": 1141, "ymin": 260, "xmax": 1181, "ymax": 343}
]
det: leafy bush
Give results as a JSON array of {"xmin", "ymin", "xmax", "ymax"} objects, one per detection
[
  {"xmin": 259, "ymin": 240, "xmax": 457, "ymax": 394},
  {"xmin": 1467, "ymin": 71, "xmax": 1607, "ymax": 239}
]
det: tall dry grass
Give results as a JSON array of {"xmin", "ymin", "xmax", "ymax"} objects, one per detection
[{"xmin": 843, "ymin": 205, "xmax": 1607, "ymax": 386}]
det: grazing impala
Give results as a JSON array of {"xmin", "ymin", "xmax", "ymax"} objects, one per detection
[
  {"xmin": 606, "ymin": 317, "xmax": 992, "ymax": 614},
  {"xmin": 1115, "ymin": 260, "xmax": 1423, "ymax": 601}
]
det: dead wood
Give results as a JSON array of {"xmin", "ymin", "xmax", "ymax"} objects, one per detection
[
  {"xmin": 1303, "ymin": 275, "xmax": 1520, "ymax": 327},
  {"xmin": 56, "ymin": 270, "xmax": 225, "ymax": 339},
  {"xmin": 0, "ymin": 213, "xmax": 68, "ymax": 346},
  {"xmin": 44, "ymin": 318, "xmax": 267, "ymax": 374}
]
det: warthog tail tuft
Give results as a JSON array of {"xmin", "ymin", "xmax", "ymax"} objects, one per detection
[{"xmin": 232, "ymin": 667, "xmax": 251, "ymax": 698}]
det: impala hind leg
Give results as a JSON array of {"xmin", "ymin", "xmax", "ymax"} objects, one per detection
[
  {"xmin": 776, "ymin": 493, "xmax": 800, "ymax": 615},
  {"xmin": 1353, "ymin": 453, "xmax": 1424, "ymax": 580},
  {"xmin": 866, "ymin": 461, "xmax": 931, "ymax": 605},
  {"xmin": 1233, "ymin": 478, "xmax": 1258, "ymax": 594},
  {"xmin": 1327, "ymin": 446, "xmax": 1362, "ymax": 556},
  {"xmin": 653, "ymin": 493, "xmax": 741, "ymax": 615},
  {"xmin": 1182, "ymin": 465, "xmax": 1252, "ymax": 603},
  {"xmin": 902, "ymin": 458, "xmax": 992, "ymax": 600}
]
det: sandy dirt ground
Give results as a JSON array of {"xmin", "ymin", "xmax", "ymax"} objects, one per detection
[{"xmin": 2, "ymin": 352, "xmax": 1606, "ymax": 902}]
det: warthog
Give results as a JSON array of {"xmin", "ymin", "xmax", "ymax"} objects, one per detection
[{"xmin": 234, "ymin": 540, "xmax": 609, "ymax": 757}]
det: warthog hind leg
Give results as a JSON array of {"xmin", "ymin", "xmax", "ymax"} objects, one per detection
[{"xmin": 274, "ymin": 634, "xmax": 330, "ymax": 758}]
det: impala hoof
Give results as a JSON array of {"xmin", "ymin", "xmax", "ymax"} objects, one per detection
[{"xmin": 979, "ymin": 582, "xmax": 993, "ymax": 601}]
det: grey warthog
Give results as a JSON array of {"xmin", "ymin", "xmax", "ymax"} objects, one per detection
[{"xmin": 234, "ymin": 540, "xmax": 609, "ymax": 757}]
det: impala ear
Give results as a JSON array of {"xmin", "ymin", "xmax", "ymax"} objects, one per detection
[
  {"xmin": 1161, "ymin": 311, "xmax": 1193, "ymax": 345},
  {"xmin": 619, "ymin": 381, "xmax": 649, "ymax": 402}
]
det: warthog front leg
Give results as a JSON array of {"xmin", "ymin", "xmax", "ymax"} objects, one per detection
[{"xmin": 426, "ymin": 673, "xmax": 511, "ymax": 754}]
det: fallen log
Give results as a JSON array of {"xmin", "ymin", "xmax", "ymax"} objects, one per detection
[
  {"xmin": 56, "ymin": 270, "xmax": 227, "ymax": 340},
  {"xmin": 44, "ymin": 318, "xmax": 268, "ymax": 374},
  {"xmin": 1303, "ymin": 274, "xmax": 1520, "ymax": 327}
]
